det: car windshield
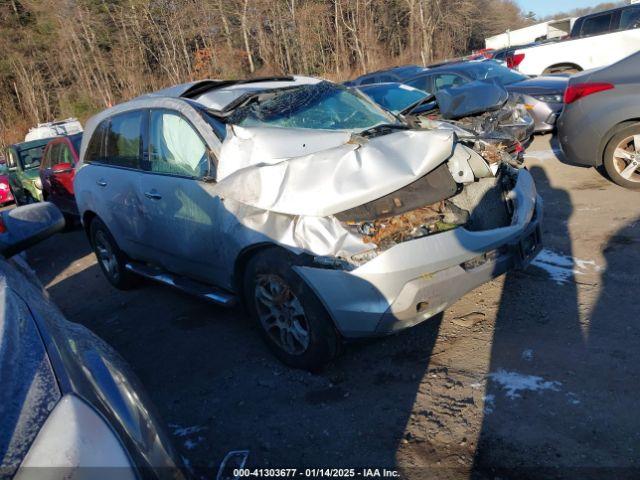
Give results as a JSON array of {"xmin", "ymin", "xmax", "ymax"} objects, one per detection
[
  {"xmin": 463, "ymin": 61, "xmax": 528, "ymax": 85},
  {"xmin": 360, "ymin": 84, "xmax": 430, "ymax": 114},
  {"xmin": 230, "ymin": 81, "xmax": 401, "ymax": 131},
  {"xmin": 17, "ymin": 144, "xmax": 46, "ymax": 170}
]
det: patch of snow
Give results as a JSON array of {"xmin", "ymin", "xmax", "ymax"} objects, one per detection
[
  {"xmin": 470, "ymin": 382, "xmax": 484, "ymax": 390},
  {"xmin": 487, "ymin": 369, "xmax": 561, "ymax": 399},
  {"xmin": 531, "ymin": 248, "xmax": 601, "ymax": 285},
  {"xmin": 521, "ymin": 349, "xmax": 534, "ymax": 362},
  {"xmin": 524, "ymin": 149, "xmax": 562, "ymax": 162}
]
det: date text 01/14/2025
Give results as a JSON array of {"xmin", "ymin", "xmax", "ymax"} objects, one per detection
[{"xmin": 233, "ymin": 468, "xmax": 401, "ymax": 477}]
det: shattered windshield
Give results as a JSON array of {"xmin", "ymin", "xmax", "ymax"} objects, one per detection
[
  {"xmin": 360, "ymin": 84, "xmax": 430, "ymax": 114},
  {"xmin": 465, "ymin": 61, "xmax": 528, "ymax": 85},
  {"xmin": 230, "ymin": 82, "xmax": 401, "ymax": 131}
]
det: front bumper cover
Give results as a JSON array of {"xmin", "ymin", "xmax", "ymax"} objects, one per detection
[{"xmin": 294, "ymin": 169, "xmax": 543, "ymax": 337}]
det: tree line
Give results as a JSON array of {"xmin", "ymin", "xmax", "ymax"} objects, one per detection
[{"xmin": 0, "ymin": 0, "xmax": 532, "ymax": 147}]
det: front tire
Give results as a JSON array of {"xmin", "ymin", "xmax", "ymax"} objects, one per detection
[
  {"xmin": 243, "ymin": 248, "xmax": 341, "ymax": 370},
  {"xmin": 89, "ymin": 217, "xmax": 139, "ymax": 289},
  {"xmin": 603, "ymin": 123, "xmax": 640, "ymax": 190}
]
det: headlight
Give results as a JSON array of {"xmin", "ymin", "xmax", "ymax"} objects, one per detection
[
  {"xmin": 0, "ymin": 183, "xmax": 9, "ymax": 191},
  {"xmin": 14, "ymin": 395, "xmax": 136, "ymax": 479},
  {"xmin": 33, "ymin": 178, "xmax": 43, "ymax": 190},
  {"xmin": 533, "ymin": 94, "xmax": 563, "ymax": 104}
]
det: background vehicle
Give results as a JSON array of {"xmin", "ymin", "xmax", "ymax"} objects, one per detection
[
  {"xmin": 356, "ymin": 81, "xmax": 532, "ymax": 160},
  {"xmin": 0, "ymin": 162, "xmax": 15, "ymax": 205},
  {"xmin": 343, "ymin": 65, "xmax": 424, "ymax": 86},
  {"xmin": 5, "ymin": 138, "xmax": 50, "ymax": 204},
  {"xmin": 512, "ymin": 3, "xmax": 640, "ymax": 75},
  {"xmin": 485, "ymin": 17, "xmax": 574, "ymax": 50},
  {"xmin": 557, "ymin": 51, "xmax": 640, "ymax": 190},
  {"xmin": 40, "ymin": 133, "xmax": 83, "ymax": 219},
  {"xmin": 24, "ymin": 118, "xmax": 83, "ymax": 142},
  {"xmin": 404, "ymin": 60, "xmax": 567, "ymax": 133},
  {"xmin": 75, "ymin": 76, "xmax": 542, "ymax": 370},
  {"xmin": 0, "ymin": 203, "xmax": 185, "ymax": 479}
]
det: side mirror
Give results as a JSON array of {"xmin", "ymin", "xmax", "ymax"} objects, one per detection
[
  {"xmin": 0, "ymin": 203, "xmax": 65, "ymax": 258},
  {"xmin": 52, "ymin": 162, "xmax": 74, "ymax": 173}
]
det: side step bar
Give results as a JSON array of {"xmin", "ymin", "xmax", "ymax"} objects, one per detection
[{"xmin": 124, "ymin": 262, "xmax": 237, "ymax": 307}]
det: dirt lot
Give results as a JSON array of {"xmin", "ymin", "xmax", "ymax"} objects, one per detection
[{"xmin": 25, "ymin": 134, "xmax": 640, "ymax": 479}]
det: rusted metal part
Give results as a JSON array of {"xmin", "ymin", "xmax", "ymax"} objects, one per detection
[{"xmin": 359, "ymin": 200, "xmax": 468, "ymax": 250}]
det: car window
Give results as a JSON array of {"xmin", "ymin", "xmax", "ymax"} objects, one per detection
[
  {"xmin": 232, "ymin": 82, "xmax": 399, "ymax": 132},
  {"xmin": 105, "ymin": 110, "xmax": 145, "ymax": 169},
  {"xmin": 6, "ymin": 149, "xmax": 17, "ymax": 169},
  {"xmin": 620, "ymin": 6, "xmax": 640, "ymax": 30},
  {"xmin": 41, "ymin": 146, "xmax": 52, "ymax": 169},
  {"xmin": 580, "ymin": 13, "xmax": 613, "ymax": 36},
  {"xmin": 147, "ymin": 110, "xmax": 208, "ymax": 178},
  {"xmin": 69, "ymin": 134, "xmax": 83, "ymax": 156},
  {"xmin": 45, "ymin": 144, "xmax": 60, "ymax": 168},
  {"xmin": 85, "ymin": 120, "xmax": 108, "ymax": 163},
  {"xmin": 432, "ymin": 73, "xmax": 466, "ymax": 91},
  {"xmin": 17, "ymin": 145, "xmax": 46, "ymax": 170},
  {"xmin": 406, "ymin": 75, "xmax": 431, "ymax": 93},
  {"xmin": 58, "ymin": 144, "xmax": 74, "ymax": 165}
]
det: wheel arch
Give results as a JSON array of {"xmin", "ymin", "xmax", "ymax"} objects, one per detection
[
  {"xmin": 599, "ymin": 119, "xmax": 640, "ymax": 166},
  {"xmin": 82, "ymin": 210, "xmax": 98, "ymax": 239},
  {"xmin": 543, "ymin": 62, "xmax": 583, "ymax": 74},
  {"xmin": 233, "ymin": 242, "xmax": 286, "ymax": 300}
]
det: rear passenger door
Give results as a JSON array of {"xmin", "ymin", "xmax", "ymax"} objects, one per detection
[
  {"xmin": 78, "ymin": 110, "xmax": 151, "ymax": 261},
  {"xmin": 137, "ymin": 108, "xmax": 223, "ymax": 284}
]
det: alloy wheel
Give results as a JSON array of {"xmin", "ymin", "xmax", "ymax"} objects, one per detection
[
  {"xmin": 612, "ymin": 135, "xmax": 640, "ymax": 183},
  {"xmin": 94, "ymin": 230, "xmax": 120, "ymax": 282},
  {"xmin": 254, "ymin": 274, "xmax": 310, "ymax": 355}
]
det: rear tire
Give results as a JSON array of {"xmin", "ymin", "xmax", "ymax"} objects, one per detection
[
  {"xmin": 243, "ymin": 247, "xmax": 341, "ymax": 371},
  {"xmin": 89, "ymin": 217, "xmax": 140, "ymax": 289},
  {"xmin": 603, "ymin": 123, "xmax": 640, "ymax": 190}
]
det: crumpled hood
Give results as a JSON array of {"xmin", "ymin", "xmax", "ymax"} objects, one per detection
[{"xmin": 214, "ymin": 126, "xmax": 456, "ymax": 217}]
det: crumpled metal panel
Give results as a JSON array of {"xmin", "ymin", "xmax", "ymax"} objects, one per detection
[{"xmin": 214, "ymin": 126, "xmax": 456, "ymax": 217}]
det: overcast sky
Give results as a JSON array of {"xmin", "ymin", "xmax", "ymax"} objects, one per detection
[{"xmin": 516, "ymin": 0, "xmax": 613, "ymax": 17}]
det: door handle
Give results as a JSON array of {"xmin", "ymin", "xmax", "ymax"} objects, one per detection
[
  {"xmin": 144, "ymin": 191, "xmax": 162, "ymax": 200},
  {"xmin": 96, "ymin": 179, "xmax": 107, "ymax": 187}
]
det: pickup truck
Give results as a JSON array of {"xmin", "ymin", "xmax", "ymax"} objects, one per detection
[{"xmin": 512, "ymin": 4, "xmax": 640, "ymax": 76}]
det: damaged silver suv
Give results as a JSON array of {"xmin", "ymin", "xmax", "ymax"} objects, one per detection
[{"xmin": 74, "ymin": 76, "xmax": 542, "ymax": 370}]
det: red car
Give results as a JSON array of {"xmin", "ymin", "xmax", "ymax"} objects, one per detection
[
  {"xmin": 0, "ymin": 174, "xmax": 14, "ymax": 206},
  {"xmin": 39, "ymin": 133, "xmax": 82, "ymax": 219}
]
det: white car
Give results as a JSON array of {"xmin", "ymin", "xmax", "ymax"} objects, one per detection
[
  {"xmin": 74, "ymin": 76, "xmax": 542, "ymax": 369},
  {"xmin": 512, "ymin": 4, "xmax": 640, "ymax": 76}
]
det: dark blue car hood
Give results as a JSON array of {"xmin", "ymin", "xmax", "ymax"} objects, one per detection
[
  {"xmin": 0, "ymin": 279, "xmax": 60, "ymax": 478},
  {"xmin": 435, "ymin": 80, "xmax": 509, "ymax": 119}
]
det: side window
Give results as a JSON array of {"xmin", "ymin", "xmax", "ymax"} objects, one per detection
[
  {"xmin": 620, "ymin": 7, "xmax": 640, "ymax": 30},
  {"xmin": 6, "ymin": 150, "xmax": 17, "ymax": 170},
  {"xmin": 41, "ymin": 146, "xmax": 52, "ymax": 169},
  {"xmin": 147, "ymin": 110, "xmax": 208, "ymax": 178},
  {"xmin": 46, "ymin": 144, "xmax": 60, "ymax": 168},
  {"xmin": 432, "ymin": 73, "xmax": 465, "ymax": 91},
  {"xmin": 580, "ymin": 13, "xmax": 614, "ymax": 36},
  {"xmin": 104, "ymin": 110, "xmax": 145, "ymax": 169},
  {"xmin": 85, "ymin": 120, "xmax": 108, "ymax": 163},
  {"xmin": 406, "ymin": 75, "xmax": 431, "ymax": 92},
  {"xmin": 57, "ymin": 144, "xmax": 74, "ymax": 165}
]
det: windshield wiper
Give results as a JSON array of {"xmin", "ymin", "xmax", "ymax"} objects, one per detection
[{"xmin": 359, "ymin": 123, "xmax": 410, "ymax": 138}]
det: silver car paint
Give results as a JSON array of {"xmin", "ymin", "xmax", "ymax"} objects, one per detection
[{"xmin": 75, "ymin": 81, "xmax": 541, "ymax": 335}]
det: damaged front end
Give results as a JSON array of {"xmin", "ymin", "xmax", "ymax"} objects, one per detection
[{"xmin": 203, "ymin": 79, "xmax": 541, "ymax": 336}]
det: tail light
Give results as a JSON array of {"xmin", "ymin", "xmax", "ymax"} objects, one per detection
[
  {"xmin": 514, "ymin": 142, "xmax": 524, "ymax": 154},
  {"xmin": 507, "ymin": 53, "xmax": 525, "ymax": 69},
  {"xmin": 564, "ymin": 82, "xmax": 614, "ymax": 104}
]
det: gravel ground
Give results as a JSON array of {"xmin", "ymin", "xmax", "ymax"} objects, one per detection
[{"xmin": 26, "ymin": 134, "xmax": 640, "ymax": 479}]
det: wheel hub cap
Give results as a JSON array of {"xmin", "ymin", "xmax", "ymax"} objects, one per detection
[
  {"xmin": 613, "ymin": 135, "xmax": 640, "ymax": 183},
  {"xmin": 254, "ymin": 274, "xmax": 310, "ymax": 355}
]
